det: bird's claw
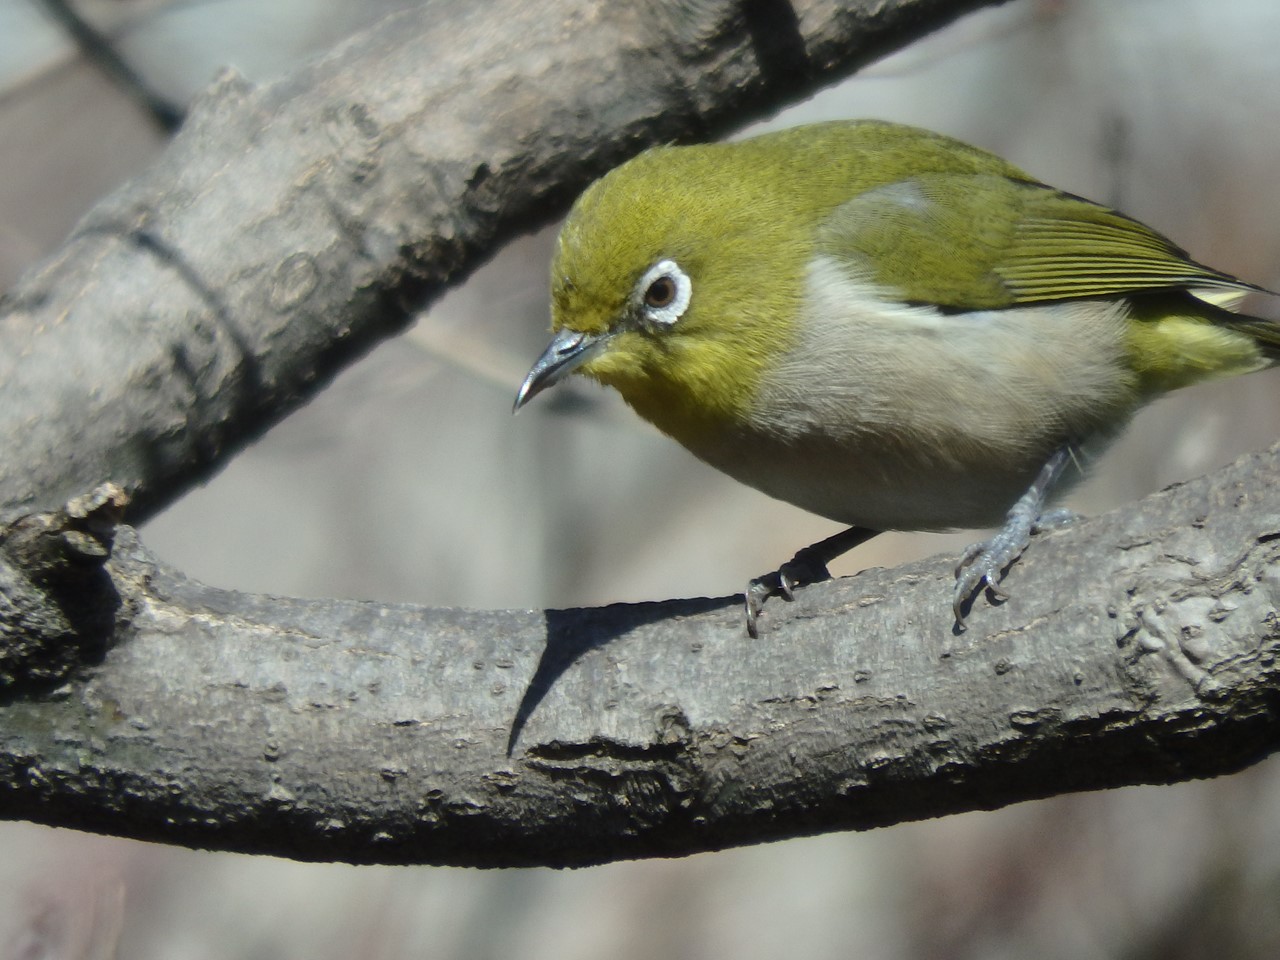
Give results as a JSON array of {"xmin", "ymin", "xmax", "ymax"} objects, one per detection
[
  {"xmin": 744, "ymin": 578, "xmax": 773, "ymax": 639},
  {"xmin": 744, "ymin": 554, "xmax": 832, "ymax": 638},
  {"xmin": 778, "ymin": 564, "xmax": 802, "ymax": 601},
  {"xmin": 953, "ymin": 517, "xmax": 1031, "ymax": 628},
  {"xmin": 952, "ymin": 508, "xmax": 1078, "ymax": 629}
]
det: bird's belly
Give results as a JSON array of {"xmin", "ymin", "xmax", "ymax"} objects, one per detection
[
  {"xmin": 696, "ymin": 430, "xmax": 1048, "ymax": 530},
  {"xmin": 693, "ymin": 265, "xmax": 1140, "ymax": 530}
]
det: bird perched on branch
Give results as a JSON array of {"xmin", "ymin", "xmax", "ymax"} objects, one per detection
[{"xmin": 515, "ymin": 120, "xmax": 1278, "ymax": 636}]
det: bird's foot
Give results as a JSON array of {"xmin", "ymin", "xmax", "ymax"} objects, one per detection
[
  {"xmin": 744, "ymin": 526, "xmax": 876, "ymax": 638},
  {"xmin": 953, "ymin": 506, "xmax": 1077, "ymax": 629},
  {"xmin": 745, "ymin": 555, "xmax": 830, "ymax": 640},
  {"xmin": 953, "ymin": 445, "xmax": 1078, "ymax": 630}
]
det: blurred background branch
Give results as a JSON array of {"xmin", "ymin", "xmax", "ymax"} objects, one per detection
[{"xmin": 34, "ymin": 0, "xmax": 185, "ymax": 131}]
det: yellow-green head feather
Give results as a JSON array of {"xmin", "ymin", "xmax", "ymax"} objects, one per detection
[{"xmin": 550, "ymin": 141, "xmax": 813, "ymax": 444}]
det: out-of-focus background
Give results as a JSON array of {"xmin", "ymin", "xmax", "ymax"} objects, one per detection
[{"xmin": 4, "ymin": 0, "xmax": 1280, "ymax": 957}]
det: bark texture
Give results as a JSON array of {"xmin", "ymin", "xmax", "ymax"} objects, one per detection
[{"xmin": 1, "ymin": 446, "xmax": 1277, "ymax": 867}]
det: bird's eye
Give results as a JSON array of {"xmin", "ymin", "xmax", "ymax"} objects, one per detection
[
  {"xmin": 644, "ymin": 276, "xmax": 677, "ymax": 308},
  {"xmin": 635, "ymin": 259, "xmax": 691, "ymax": 328}
]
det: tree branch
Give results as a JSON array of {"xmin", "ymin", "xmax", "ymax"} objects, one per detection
[
  {"xmin": 0, "ymin": 0, "xmax": 1009, "ymax": 522},
  {"xmin": 2, "ymin": 444, "xmax": 1278, "ymax": 867}
]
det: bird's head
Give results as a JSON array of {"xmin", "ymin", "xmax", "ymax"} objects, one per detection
[{"xmin": 514, "ymin": 140, "xmax": 817, "ymax": 444}]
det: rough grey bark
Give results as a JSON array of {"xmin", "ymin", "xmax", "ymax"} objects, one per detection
[
  {"xmin": 1, "ymin": 445, "xmax": 1277, "ymax": 867},
  {"xmin": 0, "ymin": 0, "xmax": 1008, "ymax": 522}
]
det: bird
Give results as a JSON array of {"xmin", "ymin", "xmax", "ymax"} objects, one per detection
[{"xmin": 513, "ymin": 120, "xmax": 1279, "ymax": 636}]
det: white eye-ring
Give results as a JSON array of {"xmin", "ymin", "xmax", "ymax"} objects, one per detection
[{"xmin": 636, "ymin": 259, "xmax": 691, "ymax": 327}]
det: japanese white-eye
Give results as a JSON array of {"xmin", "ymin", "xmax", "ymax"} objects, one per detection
[{"xmin": 515, "ymin": 120, "xmax": 1278, "ymax": 635}]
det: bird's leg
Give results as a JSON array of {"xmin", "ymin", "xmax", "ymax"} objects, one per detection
[
  {"xmin": 952, "ymin": 444, "xmax": 1078, "ymax": 630},
  {"xmin": 745, "ymin": 525, "xmax": 877, "ymax": 638}
]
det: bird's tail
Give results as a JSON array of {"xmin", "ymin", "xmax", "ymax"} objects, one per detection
[
  {"xmin": 1221, "ymin": 313, "xmax": 1280, "ymax": 365},
  {"xmin": 1129, "ymin": 289, "xmax": 1280, "ymax": 394},
  {"xmin": 1191, "ymin": 281, "xmax": 1280, "ymax": 362}
]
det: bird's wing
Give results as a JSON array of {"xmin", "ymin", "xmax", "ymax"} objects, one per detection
[{"xmin": 818, "ymin": 173, "xmax": 1260, "ymax": 311}]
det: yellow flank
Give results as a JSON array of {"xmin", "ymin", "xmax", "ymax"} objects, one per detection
[{"xmin": 1126, "ymin": 299, "xmax": 1271, "ymax": 395}]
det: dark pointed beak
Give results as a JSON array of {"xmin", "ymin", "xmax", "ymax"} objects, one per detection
[{"xmin": 513, "ymin": 328, "xmax": 610, "ymax": 412}]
